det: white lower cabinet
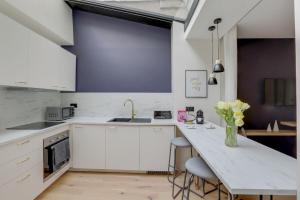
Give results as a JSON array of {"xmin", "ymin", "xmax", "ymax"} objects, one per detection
[
  {"xmin": 106, "ymin": 126, "xmax": 140, "ymax": 170},
  {"xmin": 72, "ymin": 125, "xmax": 175, "ymax": 172},
  {"xmin": 72, "ymin": 125, "xmax": 106, "ymax": 169},
  {"xmin": 0, "ymin": 162, "xmax": 43, "ymax": 200},
  {"xmin": 0, "ymin": 135, "xmax": 43, "ymax": 200},
  {"xmin": 140, "ymin": 126, "xmax": 175, "ymax": 171}
]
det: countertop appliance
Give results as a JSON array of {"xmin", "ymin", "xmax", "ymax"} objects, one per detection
[
  {"xmin": 196, "ymin": 110, "xmax": 204, "ymax": 124},
  {"xmin": 7, "ymin": 121, "xmax": 65, "ymax": 130},
  {"xmin": 46, "ymin": 106, "xmax": 74, "ymax": 121},
  {"xmin": 154, "ymin": 111, "xmax": 172, "ymax": 119},
  {"xmin": 43, "ymin": 131, "xmax": 70, "ymax": 180}
]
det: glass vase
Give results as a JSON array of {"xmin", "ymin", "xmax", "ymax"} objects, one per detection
[{"xmin": 225, "ymin": 125, "xmax": 238, "ymax": 147}]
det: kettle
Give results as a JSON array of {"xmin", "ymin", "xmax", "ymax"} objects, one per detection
[{"xmin": 196, "ymin": 110, "xmax": 204, "ymax": 124}]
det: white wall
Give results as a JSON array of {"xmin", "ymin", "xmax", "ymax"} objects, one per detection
[
  {"xmin": 62, "ymin": 93, "xmax": 174, "ymax": 118},
  {"xmin": 172, "ymin": 22, "xmax": 221, "ymax": 125},
  {"xmin": 0, "ymin": 87, "xmax": 61, "ymax": 129},
  {"xmin": 294, "ymin": 0, "xmax": 300, "ymax": 198}
]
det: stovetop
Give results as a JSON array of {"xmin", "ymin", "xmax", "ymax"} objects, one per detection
[{"xmin": 7, "ymin": 121, "xmax": 65, "ymax": 130}]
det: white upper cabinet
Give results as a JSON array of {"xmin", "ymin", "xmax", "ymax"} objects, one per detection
[
  {"xmin": 0, "ymin": 13, "xmax": 30, "ymax": 87},
  {"xmin": 0, "ymin": 0, "xmax": 74, "ymax": 45},
  {"xmin": 28, "ymin": 32, "xmax": 58, "ymax": 90},
  {"xmin": 0, "ymin": 12, "xmax": 76, "ymax": 91},
  {"xmin": 59, "ymin": 49, "xmax": 76, "ymax": 91}
]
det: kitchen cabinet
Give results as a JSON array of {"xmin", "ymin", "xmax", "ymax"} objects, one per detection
[
  {"xmin": 140, "ymin": 126, "xmax": 175, "ymax": 171},
  {"xmin": 72, "ymin": 125, "xmax": 106, "ymax": 169},
  {"xmin": 106, "ymin": 126, "xmax": 140, "ymax": 170},
  {"xmin": 0, "ymin": 12, "xmax": 76, "ymax": 91},
  {"xmin": 0, "ymin": 162, "xmax": 43, "ymax": 200},
  {"xmin": 28, "ymin": 31, "xmax": 76, "ymax": 91},
  {"xmin": 0, "ymin": 135, "xmax": 43, "ymax": 200},
  {"xmin": 59, "ymin": 48, "xmax": 76, "ymax": 91},
  {"xmin": 28, "ymin": 31, "xmax": 59, "ymax": 90},
  {"xmin": 0, "ymin": 13, "xmax": 30, "ymax": 87},
  {"xmin": 0, "ymin": 0, "xmax": 73, "ymax": 45},
  {"xmin": 71, "ymin": 124, "xmax": 175, "ymax": 172}
]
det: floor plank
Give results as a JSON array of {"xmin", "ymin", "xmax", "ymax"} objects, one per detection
[{"xmin": 36, "ymin": 172, "xmax": 296, "ymax": 200}]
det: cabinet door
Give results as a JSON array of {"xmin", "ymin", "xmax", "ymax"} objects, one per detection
[
  {"xmin": 28, "ymin": 32, "xmax": 60, "ymax": 90},
  {"xmin": 106, "ymin": 126, "xmax": 139, "ymax": 170},
  {"xmin": 140, "ymin": 126, "xmax": 175, "ymax": 171},
  {"xmin": 0, "ymin": 0, "xmax": 73, "ymax": 45},
  {"xmin": 0, "ymin": 13, "xmax": 29, "ymax": 87},
  {"xmin": 59, "ymin": 49, "xmax": 76, "ymax": 91},
  {"xmin": 0, "ymin": 162, "xmax": 43, "ymax": 200},
  {"xmin": 73, "ymin": 125, "xmax": 106, "ymax": 169}
]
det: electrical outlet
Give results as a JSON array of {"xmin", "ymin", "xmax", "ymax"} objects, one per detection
[
  {"xmin": 70, "ymin": 103, "xmax": 77, "ymax": 108},
  {"xmin": 186, "ymin": 106, "xmax": 194, "ymax": 112}
]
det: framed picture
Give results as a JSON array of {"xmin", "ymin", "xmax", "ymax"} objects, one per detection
[{"xmin": 185, "ymin": 70, "xmax": 207, "ymax": 98}]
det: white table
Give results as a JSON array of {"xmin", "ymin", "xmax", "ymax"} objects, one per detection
[{"xmin": 176, "ymin": 123, "xmax": 297, "ymax": 197}]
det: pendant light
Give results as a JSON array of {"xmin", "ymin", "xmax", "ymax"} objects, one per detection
[
  {"xmin": 208, "ymin": 26, "xmax": 218, "ymax": 85},
  {"xmin": 213, "ymin": 18, "xmax": 224, "ymax": 73}
]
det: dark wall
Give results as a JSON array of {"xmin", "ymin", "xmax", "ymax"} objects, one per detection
[
  {"xmin": 66, "ymin": 9, "xmax": 172, "ymax": 92},
  {"xmin": 238, "ymin": 39, "xmax": 296, "ymax": 129},
  {"xmin": 237, "ymin": 39, "xmax": 296, "ymax": 157}
]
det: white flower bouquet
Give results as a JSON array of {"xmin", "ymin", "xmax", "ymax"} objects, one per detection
[{"xmin": 215, "ymin": 100, "xmax": 250, "ymax": 147}]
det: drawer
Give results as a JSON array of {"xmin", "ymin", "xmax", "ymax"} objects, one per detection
[
  {"xmin": 0, "ymin": 162, "xmax": 43, "ymax": 200},
  {"xmin": 0, "ymin": 149, "xmax": 42, "ymax": 187},
  {"xmin": 140, "ymin": 126, "xmax": 175, "ymax": 135},
  {"xmin": 0, "ymin": 136, "xmax": 42, "ymax": 166}
]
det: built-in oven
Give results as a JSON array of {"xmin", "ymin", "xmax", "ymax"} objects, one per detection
[{"xmin": 43, "ymin": 131, "xmax": 70, "ymax": 181}]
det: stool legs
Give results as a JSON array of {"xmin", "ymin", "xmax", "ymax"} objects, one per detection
[
  {"xmin": 182, "ymin": 172, "xmax": 221, "ymax": 200},
  {"xmin": 167, "ymin": 143, "xmax": 193, "ymax": 199},
  {"xmin": 167, "ymin": 143, "xmax": 173, "ymax": 183}
]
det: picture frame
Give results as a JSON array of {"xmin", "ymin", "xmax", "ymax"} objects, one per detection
[{"xmin": 185, "ymin": 70, "xmax": 208, "ymax": 98}]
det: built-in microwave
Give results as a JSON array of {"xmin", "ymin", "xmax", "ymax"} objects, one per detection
[{"xmin": 46, "ymin": 107, "xmax": 74, "ymax": 121}]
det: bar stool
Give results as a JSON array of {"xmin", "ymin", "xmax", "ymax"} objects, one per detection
[
  {"xmin": 182, "ymin": 157, "xmax": 221, "ymax": 200},
  {"xmin": 167, "ymin": 137, "xmax": 193, "ymax": 198}
]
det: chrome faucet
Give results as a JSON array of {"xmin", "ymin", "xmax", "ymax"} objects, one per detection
[{"xmin": 124, "ymin": 99, "xmax": 136, "ymax": 119}]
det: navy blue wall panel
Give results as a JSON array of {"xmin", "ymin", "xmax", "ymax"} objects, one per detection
[{"xmin": 66, "ymin": 10, "xmax": 172, "ymax": 92}]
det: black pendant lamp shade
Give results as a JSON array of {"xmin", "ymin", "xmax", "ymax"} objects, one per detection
[
  {"xmin": 208, "ymin": 25, "xmax": 218, "ymax": 85},
  {"xmin": 213, "ymin": 18, "xmax": 224, "ymax": 73},
  {"xmin": 208, "ymin": 73, "xmax": 218, "ymax": 85}
]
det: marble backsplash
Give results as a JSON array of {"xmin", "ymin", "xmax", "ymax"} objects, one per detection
[
  {"xmin": 0, "ymin": 87, "xmax": 61, "ymax": 130},
  {"xmin": 61, "ymin": 93, "xmax": 174, "ymax": 118}
]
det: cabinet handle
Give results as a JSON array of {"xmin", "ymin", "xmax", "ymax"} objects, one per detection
[
  {"xmin": 17, "ymin": 140, "xmax": 30, "ymax": 146},
  {"xmin": 15, "ymin": 81, "xmax": 27, "ymax": 85},
  {"xmin": 17, "ymin": 157, "xmax": 30, "ymax": 165},
  {"xmin": 153, "ymin": 128, "xmax": 162, "ymax": 132},
  {"xmin": 108, "ymin": 126, "xmax": 117, "ymax": 129},
  {"xmin": 17, "ymin": 174, "xmax": 31, "ymax": 183}
]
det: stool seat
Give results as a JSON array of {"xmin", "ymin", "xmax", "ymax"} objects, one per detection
[
  {"xmin": 185, "ymin": 157, "xmax": 217, "ymax": 180},
  {"xmin": 171, "ymin": 137, "xmax": 191, "ymax": 147}
]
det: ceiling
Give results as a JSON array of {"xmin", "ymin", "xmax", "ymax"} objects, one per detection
[
  {"xmin": 184, "ymin": 0, "xmax": 262, "ymax": 39},
  {"xmin": 74, "ymin": 0, "xmax": 196, "ymax": 21},
  {"xmin": 237, "ymin": 0, "xmax": 295, "ymax": 38}
]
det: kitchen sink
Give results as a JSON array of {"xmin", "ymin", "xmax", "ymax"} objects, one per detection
[{"xmin": 108, "ymin": 118, "xmax": 151, "ymax": 123}]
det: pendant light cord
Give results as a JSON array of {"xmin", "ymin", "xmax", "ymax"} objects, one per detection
[
  {"xmin": 217, "ymin": 23, "xmax": 220, "ymax": 59},
  {"xmin": 211, "ymin": 30, "xmax": 214, "ymax": 69}
]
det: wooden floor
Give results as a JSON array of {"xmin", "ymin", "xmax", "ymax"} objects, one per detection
[{"xmin": 36, "ymin": 172, "xmax": 296, "ymax": 200}]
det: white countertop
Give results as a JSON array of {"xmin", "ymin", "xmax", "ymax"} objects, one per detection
[
  {"xmin": 177, "ymin": 123, "xmax": 297, "ymax": 196},
  {"xmin": 0, "ymin": 117, "xmax": 176, "ymax": 147},
  {"xmin": 66, "ymin": 117, "xmax": 176, "ymax": 126}
]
